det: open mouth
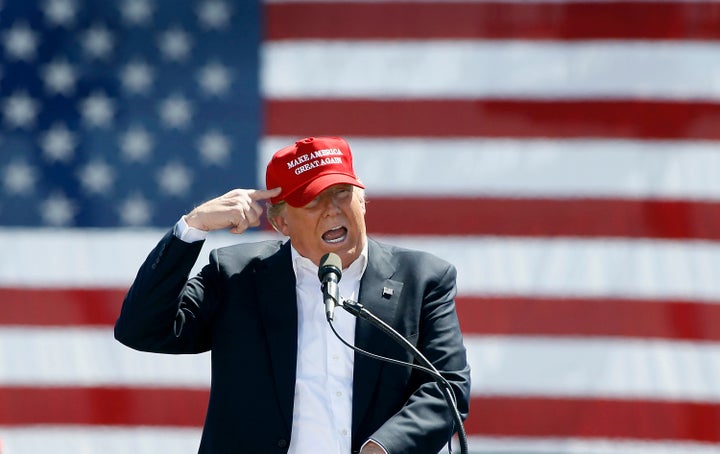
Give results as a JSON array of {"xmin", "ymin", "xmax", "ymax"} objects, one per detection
[{"xmin": 322, "ymin": 226, "xmax": 348, "ymax": 244}]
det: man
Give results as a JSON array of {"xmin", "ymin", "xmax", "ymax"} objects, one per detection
[{"xmin": 115, "ymin": 137, "xmax": 471, "ymax": 453}]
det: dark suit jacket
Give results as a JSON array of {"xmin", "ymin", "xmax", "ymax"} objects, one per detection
[{"xmin": 115, "ymin": 232, "xmax": 471, "ymax": 453}]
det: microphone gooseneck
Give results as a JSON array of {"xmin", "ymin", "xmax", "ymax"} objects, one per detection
[
  {"xmin": 318, "ymin": 252, "xmax": 343, "ymax": 322},
  {"xmin": 316, "ymin": 252, "xmax": 468, "ymax": 454}
]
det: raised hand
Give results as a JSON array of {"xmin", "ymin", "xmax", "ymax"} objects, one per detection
[{"xmin": 184, "ymin": 187, "xmax": 282, "ymax": 234}]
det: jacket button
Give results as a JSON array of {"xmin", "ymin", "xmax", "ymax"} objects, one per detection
[{"xmin": 277, "ymin": 439, "xmax": 288, "ymax": 448}]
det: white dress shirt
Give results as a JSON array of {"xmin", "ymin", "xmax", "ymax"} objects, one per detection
[
  {"xmin": 174, "ymin": 218, "xmax": 385, "ymax": 452},
  {"xmin": 288, "ymin": 244, "xmax": 367, "ymax": 453}
]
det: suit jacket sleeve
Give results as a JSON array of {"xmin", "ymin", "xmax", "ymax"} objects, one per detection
[{"xmin": 114, "ymin": 230, "xmax": 218, "ymax": 354}]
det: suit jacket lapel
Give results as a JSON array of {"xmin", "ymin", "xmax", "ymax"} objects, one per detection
[
  {"xmin": 352, "ymin": 239, "xmax": 404, "ymax": 435},
  {"xmin": 255, "ymin": 241, "xmax": 298, "ymax": 434}
]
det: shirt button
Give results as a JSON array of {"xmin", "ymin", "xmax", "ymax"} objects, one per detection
[
  {"xmin": 277, "ymin": 439, "xmax": 288, "ymax": 448},
  {"xmin": 341, "ymin": 429, "xmax": 348, "ymax": 436},
  {"xmin": 336, "ymin": 391, "xmax": 342, "ymax": 397}
]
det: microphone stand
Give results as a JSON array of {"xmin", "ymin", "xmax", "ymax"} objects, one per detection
[{"xmin": 340, "ymin": 298, "xmax": 469, "ymax": 454}]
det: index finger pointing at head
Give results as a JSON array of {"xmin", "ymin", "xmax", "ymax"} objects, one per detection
[{"xmin": 249, "ymin": 187, "xmax": 282, "ymax": 201}]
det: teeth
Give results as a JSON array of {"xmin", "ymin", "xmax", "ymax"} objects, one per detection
[{"xmin": 323, "ymin": 226, "xmax": 347, "ymax": 243}]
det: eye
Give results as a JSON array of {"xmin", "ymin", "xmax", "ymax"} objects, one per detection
[
  {"xmin": 304, "ymin": 197, "xmax": 320, "ymax": 209},
  {"xmin": 335, "ymin": 186, "xmax": 351, "ymax": 199}
]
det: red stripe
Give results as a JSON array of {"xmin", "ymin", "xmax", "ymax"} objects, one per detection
[
  {"xmin": 457, "ymin": 296, "xmax": 720, "ymax": 342},
  {"xmin": 0, "ymin": 386, "xmax": 208, "ymax": 426},
  {"xmin": 466, "ymin": 396, "xmax": 720, "ymax": 442},
  {"xmin": 0, "ymin": 288, "xmax": 123, "ymax": 326},
  {"xmin": 266, "ymin": 99, "xmax": 720, "ymax": 140},
  {"xmin": 266, "ymin": 2, "xmax": 720, "ymax": 41},
  {"xmin": 3, "ymin": 290, "xmax": 719, "ymax": 342},
  {"xmin": 364, "ymin": 197, "xmax": 720, "ymax": 240},
  {"xmin": 2, "ymin": 387, "xmax": 719, "ymax": 443}
]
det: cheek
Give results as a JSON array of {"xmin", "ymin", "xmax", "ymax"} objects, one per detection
[
  {"xmin": 356, "ymin": 200, "xmax": 366, "ymax": 218},
  {"xmin": 283, "ymin": 213, "xmax": 320, "ymax": 239}
]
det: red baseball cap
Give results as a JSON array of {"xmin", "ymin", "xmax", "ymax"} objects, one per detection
[{"xmin": 266, "ymin": 137, "xmax": 365, "ymax": 207}]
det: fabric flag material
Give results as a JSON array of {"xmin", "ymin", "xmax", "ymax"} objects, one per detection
[{"xmin": 2, "ymin": 0, "xmax": 720, "ymax": 453}]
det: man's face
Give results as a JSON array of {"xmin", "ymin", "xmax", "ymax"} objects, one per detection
[{"xmin": 274, "ymin": 184, "xmax": 367, "ymax": 267}]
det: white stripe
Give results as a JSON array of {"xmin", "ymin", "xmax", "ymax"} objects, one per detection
[
  {"xmin": 261, "ymin": 41, "xmax": 720, "ymax": 100},
  {"xmin": 0, "ymin": 426, "xmax": 201, "ymax": 454},
  {"xmin": 1, "ymin": 429, "xmax": 717, "ymax": 454},
  {"xmin": 379, "ymin": 235, "xmax": 720, "ymax": 301},
  {"xmin": 4, "ymin": 327, "xmax": 720, "ymax": 403},
  {"xmin": 459, "ymin": 437, "xmax": 720, "ymax": 454},
  {"xmin": 0, "ymin": 228, "xmax": 283, "ymax": 287},
  {"xmin": 260, "ymin": 137, "xmax": 720, "ymax": 200},
  {"xmin": 0, "ymin": 327, "xmax": 210, "ymax": 386},
  {"xmin": 4, "ymin": 230, "xmax": 720, "ymax": 301},
  {"xmin": 465, "ymin": 335, "xmax": 720, "ymax": 401}
]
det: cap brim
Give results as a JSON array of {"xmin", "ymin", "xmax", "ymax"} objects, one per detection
[{"xmin": 282, "ymin": 173, "xmax": 365, "ymax": 207}]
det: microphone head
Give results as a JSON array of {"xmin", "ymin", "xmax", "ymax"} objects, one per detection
[{"xmin": 318, "ymin": 252, "xmax": 342, "ymax": 282}]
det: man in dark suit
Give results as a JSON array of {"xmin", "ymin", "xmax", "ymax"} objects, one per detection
[{"xmin": 115, "ymin": 137, "xmax": 471, "ymax": 453}]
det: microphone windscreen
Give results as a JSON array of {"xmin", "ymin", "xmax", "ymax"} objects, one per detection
[{"xmin": 318, "ymin": 252, "xmax": 343, "ymax": 281}]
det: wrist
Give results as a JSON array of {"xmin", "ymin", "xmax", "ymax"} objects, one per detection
[
  {"xmin": 360, "ymin": 439, "xmax": 388, "ymax": 454},
  {"xmin": 174, "ymin": 216, "xmax": 209, "ymax": 243},
  {"xmin": 183, "ymin": 211, "xmax": 207, "ymax": 231}
]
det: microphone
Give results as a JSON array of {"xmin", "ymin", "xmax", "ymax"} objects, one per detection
[{"xmin": 318, "ymin": 252, "xmax": 343, "ymax": 322}]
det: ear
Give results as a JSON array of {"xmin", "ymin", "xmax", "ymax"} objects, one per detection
[
  {"xmin": 357, "ymin": 190, "xmax": 366, "ymax": 215},
  {"xmin": 272, "ymin": 213, "xmax": 291, "ymax": 236}
]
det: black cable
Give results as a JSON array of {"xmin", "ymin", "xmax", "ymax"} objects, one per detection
[
  {"xmin": 329, "ymin": 298, "xmax": 469, "ymax": 454},
  {"xmin": 327, "ymin": 313, "xmax": 451, "ymax": 394}
]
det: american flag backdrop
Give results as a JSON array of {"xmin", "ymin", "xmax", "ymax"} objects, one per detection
[{"xmin": 1, "ymin": 0, "xmax": 720, "ymax": 453}]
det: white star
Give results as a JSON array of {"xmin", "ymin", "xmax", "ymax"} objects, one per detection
[
  {"xmin": 43, "ymin": 0, "xmax": 77, "ymax": 27},
  {"xmin": 41, "ymin": 59, "xmax": 77, "ymax": 96},
  {"xmin": 81, "ymin": 24, "xmax": 114, "ymax": 59},
  {"xmin": 118, "ymin": 192, "xmax": 152, "ymax": 226},
  {"xmin": 157, "ymin": 162, "xmax": 192, "ymax": 196},
  {"xmin": 121, "ymin": 0, "xmax": 154, "ymax": 26},
  {"xmin": 3, "ymin": 91, "xmax": 40, "ymax": 129},
  {"xmin": 197, "ymin": 0, "xmax": 232, "ymax": 30},
  {"xmin": 197, "ymin": 130, "xmax": 231, "ymax": 165},
  {"xmin": 40, "ymin": 192, "xmax": 77, "ymax": 226},
  {"xmin": 119, "ymin": 61, "xmax": 154, "ymax": 95},
  {"xmin": 78, "ymin": 159, "xmax": 115, "ymax": 195},
  {"xmin": 2, "ymin": 22, "xmax": 39, "ymax": 61},
  {"xmin": 3, "ymin": 161, "xmax": 38, "ymax": 195},
  {"xmin": 158, "ymin": 94, "xmax": 192, "ymax": 129},
  {"xmin": 40, "ymin": 123, "xmax": 77, "ymax": 163},
  {"xmin": 157, "ymin": 27, "xmax": 192, "ymax": 62},
  {"xmin": 197, "ymin": 61, "xmax": 232, "ymax": 96},
  {"xmin": 120, "ymin": 126, "xmax": 153, "ymax": 161},
  {"xmin": 79, "ymin": 91, "xmax": 115, "ymax": 128}
]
